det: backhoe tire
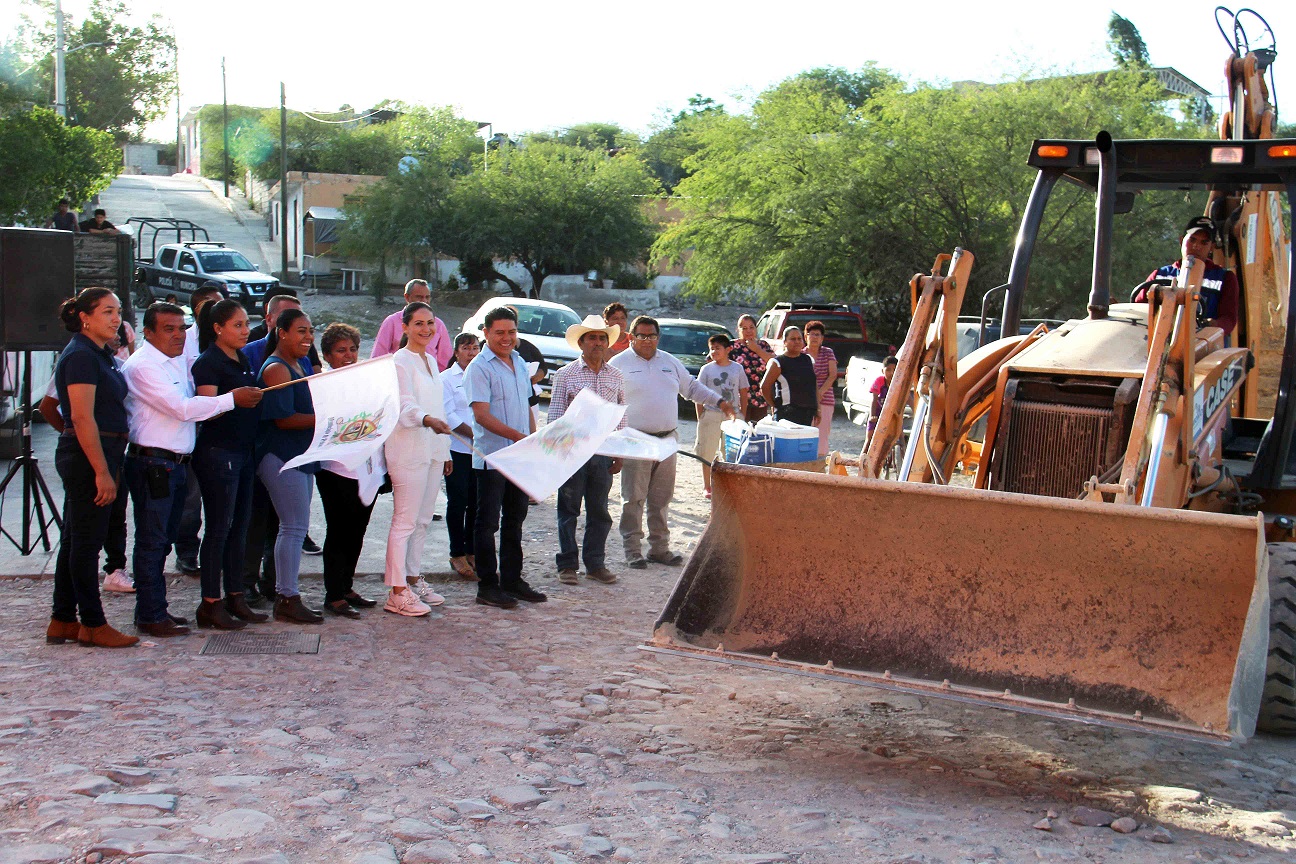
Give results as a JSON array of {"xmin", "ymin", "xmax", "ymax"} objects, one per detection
[{"xmin": 1258, "ymin": 542, "xmax": 1296, "ymax": 734}]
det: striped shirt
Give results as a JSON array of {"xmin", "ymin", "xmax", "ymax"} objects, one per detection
[
  {"xmin": 809, "ymin": 345, "xmax": 837, "ymax": 406},
  {"xmin": 547, "ymin": 357, "xmax": 627, "ymax": 430}
]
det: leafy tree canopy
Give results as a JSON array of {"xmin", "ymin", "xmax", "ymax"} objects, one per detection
[
  {"xmin": 1108, "ymin": 13, "xmax": 1150, "ymax": 68},
  {"xmin": 655, "ymin": 65, "xmax": 1200, "ymax": 341},
  {"xmin": 15, "ymin": 0, "xmax": 176, "ymax": 141},
  {"xmin": 0, "ymin": 106, "xmax": 119, "ymax": 224}
]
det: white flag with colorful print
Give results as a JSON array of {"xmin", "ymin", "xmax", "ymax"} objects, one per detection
[
  {"xmin": 282, "ymin": 355, "xmax": 400, "ymax": 473},
  {"xmin": 484, "ymin": 388, "xmax": 625, "ymax": 500}
]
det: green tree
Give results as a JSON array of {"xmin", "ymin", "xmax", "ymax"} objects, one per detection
[
  {"xmin": 448, "ymin": 142, "xmax": 660, "ymax": 297},
  {"xmin": 0, "ymin": 106, "xmax": 119, "ymax": 224},
  {"xmin": 528, "ymin": 122, "xmax": 641, "ymax": 153},
  {"xmin": 18, "ymin": 0, "xmax": 176, "ymax": 141},
  {"xmin": 641, "ymin": 95, "xmax": 727, "ymax": 193},
  {"xmin": 656, "ymin": 66, "xmax": 1193, "ymax": 341},
  {"xmin": 1108, "ymin": 13, "xmax": 1150, "ymax": 68}
]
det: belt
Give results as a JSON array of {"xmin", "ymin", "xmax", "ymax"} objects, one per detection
[
  {"xmin": 643, "ymin": 429, "xmax": 677, "ymax": 438},
  {"xmin": 127, "ymin": 444, "xmax": 192, "ymax": 464},
  {"xmin": 61, "ymin": 428, "xmax": 128, "ymax": 440}
]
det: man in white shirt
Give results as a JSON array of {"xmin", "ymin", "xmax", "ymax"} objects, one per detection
[
  {"xmin": 608, "ymin": 315, "xmax": 735, "ymax": 568},
  {"xmin": 121, "ymin": 303, "xmax": 261, "ymax": 637}
]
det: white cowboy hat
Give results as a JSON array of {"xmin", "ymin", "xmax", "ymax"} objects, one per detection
[{"xmin": 565, "ymin": 314, "xmax": 620, "ymax": 350}]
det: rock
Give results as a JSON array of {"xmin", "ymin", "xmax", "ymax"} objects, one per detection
[
  {"xmin": 361, "ymin": 809, "xmax": 395, "ymax": 823},
  {"xmin": 629, "ymin": 781, "xmax": 677, "ymax": 794},
  {"xmin": 130, "ymin": 856, "xmax": 211, "ymax": 864},
  {"xmin": 1142, "ymin": 785, "xmax": 1202, "ymax": 803},
  {"xmin": 390, "ymin": 818, "xmax": 441, "ymax": 842},
  {"xmin": 1147, "ymin": 826, "xmax": 1173, "ymax": 844},
  {"xmin": 403, "ymin": 840, "xmax": 460, "ymax": 864},
  {"xmin": 94, "ymin": 792, "xmax": 178, "ymax": 813},
  {"xmin": 554, "ymin": 776, "xmax": 584, "ymax": 787},
  {"xmin": 464, "ymin": 844, "xmax": 490, "ymax": 859},
  {"xmin": 208, "ymin": 775, "xmax": 268, "ymax": 791},
  {"xmin": 720, "ymin": 855, "xmax": 790, "ymax": 864},
  {"xmin": 254, "ymin": 728, "xmax": 301, "ymax": 746},
  {"xmin": 1068, "ymin": 807, "xmax": 1116, "ymax": 827},
  {"xmin": 191, "ymin": 809, "xmax": 274, "ymax": 839},
  {"xmin": 1110, "ymin": 817, "xmax": 1138, "ymax": 834},
  {"xmin": 451, "ymin": 798, "xmax": 499, "ymax": 818},
  {"xmin": 102, "ymin": 766, "xmax": 155, "ymax": 786},
  {"xmin": 69, "ymin": 775, "xmax": 119, "ymax": 796},
  {"xmin": 581, "ymin": 836, "xmax": 614, "ymax": 857},
  {"xmin": 351, "ymin": 844, "xmax": 399, "ymax": 864},
  {"xmin": 1033, "ymin": 818, "xmax": 1053, "ymax": 831},
  {"xmin": 612, "ymin": 848, "xmax": 634, "ymax": 862},
  {"xmin": 234, "ymin": 855, "xmax": 291, "ymax": 864},
  {"xmin": 87, "ymin": 841, "xmax": 188, "ymax": 857},
  {"xmin": 552, "ymin": 824, "xmax": 591, "ymax": 838},
  {"xmin": 623, "ymin": 679, "xmax": 672, "ymax": 692},
  {"xmin": 489, "ymin": 785, "xmax": 546, "ymax": 809},
  {"xmin": 0, "ymin": 845, "xmax": 74, "ymax": 864}
]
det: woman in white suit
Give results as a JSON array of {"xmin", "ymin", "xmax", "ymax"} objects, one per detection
[{"xmin": 383, "ymin": 302, "xmax": 453, "ymax": 617}]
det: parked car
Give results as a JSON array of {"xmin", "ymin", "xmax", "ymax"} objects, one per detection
[
  {"xmin": 656, "ymin": 318, "xmax": 736, "ymax": 379},
  {"xmin": 754, "ymin": 302, "xmax": 892, "ymax": 388},
  {"xmin": 461, "ymin": 297, "xmax": 582, "ymax": 396},
  {"xmin": 135, "ymin": 240, "xmax": 278, "ymax": 314}
]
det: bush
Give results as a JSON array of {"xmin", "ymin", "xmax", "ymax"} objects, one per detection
[{"xmin": 444, "ymin": 274, "xmax": 461, "ymax": 291}]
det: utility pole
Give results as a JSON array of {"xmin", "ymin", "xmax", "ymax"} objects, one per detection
[
  {"xmin": 280, "ymin": 82, "xmax": 289, "ymax": 279},
  {"xmin": 53, "ymin": 0, "xmax": 66, "ymax": 118},
  {"xmin": 222, "ymin": 57, "xmax": 229, "ymax": 197},
  {"xmin": 174, "ymin": 40, "xmax": 181, "ymax": 174}
]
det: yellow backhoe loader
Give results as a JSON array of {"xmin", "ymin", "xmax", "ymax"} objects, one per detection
[{"xmin": 648, "ymin": 25, "xmax": 1296, "ymax": 744}]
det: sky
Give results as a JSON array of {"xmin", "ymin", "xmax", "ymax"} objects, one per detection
[{"xmin": 4, "ymin": 0, "xmax": 1294, "ymax": 141}]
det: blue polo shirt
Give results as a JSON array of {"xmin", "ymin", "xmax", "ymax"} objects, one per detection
[
  {"xmin": 464, "ymin": 348, "xmax": 533, "ymax": 470},
  {"xmin": 55, "ymin": 333, "xmax": 128, "ymax": 433}
]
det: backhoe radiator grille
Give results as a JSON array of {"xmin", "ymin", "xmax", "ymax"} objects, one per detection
[{"xmin": 998, "ymin": 402, "xmax": 1112, "ymax": 498}]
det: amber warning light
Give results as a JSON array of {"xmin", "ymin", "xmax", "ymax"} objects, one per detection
[
  {"xmin": 1036, "ymin": 145, "xmax": 1070, "ymax": 159},
  {"xmin": 1268, "ymin": 144, "xmax": 1296, "ymax": 158}
]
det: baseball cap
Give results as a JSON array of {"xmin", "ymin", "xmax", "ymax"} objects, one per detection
[{"xmin": 1182, "ymin": 216, "xmax": 1215, "ymax": 241}]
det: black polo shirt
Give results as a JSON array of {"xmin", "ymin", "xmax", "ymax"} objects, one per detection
[
  {"xmin": 55, "ymin": 333, "xmax": 128, "ymax": 433},
  {"xmin": 192, "ymin": 345, "xmax": 261, "ymax": 450}
]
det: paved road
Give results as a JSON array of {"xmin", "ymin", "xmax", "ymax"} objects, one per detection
[{"xmin": 99, "ymin": 174, "xmax": 272, "ymax": 274}]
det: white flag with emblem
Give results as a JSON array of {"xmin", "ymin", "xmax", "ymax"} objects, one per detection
[
  {"xmin": 282, "ymin": 356, "xmax": 400, "ymax": 474},
  {"xmin": 484, "ymin": 388, "xmax": 625, "ymax": 500}
]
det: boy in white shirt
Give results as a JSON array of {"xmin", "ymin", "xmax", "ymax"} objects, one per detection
[{"xmin": 695, "ymin": 334, "xmax": 749, "ymax": 499}]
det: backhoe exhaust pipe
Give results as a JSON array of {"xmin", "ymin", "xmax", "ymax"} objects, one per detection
[{"xmin": 1089, "ymin": 131, "xmax": 1115, "ymax": 319}]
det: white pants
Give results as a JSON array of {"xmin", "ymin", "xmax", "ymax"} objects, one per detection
[{"xmin": 385, "ymin": 461, "xmax": 443, "ymax": 587}]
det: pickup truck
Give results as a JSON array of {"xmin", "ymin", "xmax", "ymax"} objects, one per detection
[
  {"xmin": 134, "ymin": 236, "xmax": 278, "ymax": 314},
  {"xmin": 754, "ymin": 302, "xmax": 893, "ymax": 387}
]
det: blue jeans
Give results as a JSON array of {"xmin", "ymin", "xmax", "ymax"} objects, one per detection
[
  {"xmin": 125, "ymin": 455, "xmax": 188, "ymax": 625},
  {"xmin": 256, "ymin": 452, "xmax": 313, "ymax": 598},
  {"xmin": 193, "ymin": 443, "xmax": 254, "ymax": 600},
  {"xmin": 556, "ymin": 455, "xmax": 613, "ymax": 572},
  {"xmin": 174, "ymin": 468, "xmax": 202, "ymax": 560}
]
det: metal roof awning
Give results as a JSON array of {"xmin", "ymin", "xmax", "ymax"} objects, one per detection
[{"xmin": 304, "ymin": 207, "xmax": 345, "ymax": 244}]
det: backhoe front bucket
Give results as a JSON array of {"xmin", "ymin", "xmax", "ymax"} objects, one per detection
[{"xmin": 649, "ymin": 464, "xmax": 1271, "ymax": 743}]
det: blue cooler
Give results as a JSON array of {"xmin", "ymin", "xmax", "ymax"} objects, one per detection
[{"xmin": 756, "ymin": 418, "xmax": 819, "ymax": 462}]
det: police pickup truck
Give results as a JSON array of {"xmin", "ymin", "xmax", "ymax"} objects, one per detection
[{"xmin": 134, "ymin": 240, "xmax": 278, "ymax": 313}]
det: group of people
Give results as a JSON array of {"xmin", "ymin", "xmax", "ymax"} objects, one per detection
[{"xmin": 44, "ymin": 277, "xmax": 839, "ymax": 646}]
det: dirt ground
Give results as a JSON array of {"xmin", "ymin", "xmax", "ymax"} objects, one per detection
[{"xmin": 0, "ymin": 289, "xmax": 1293, "ymax": 864}]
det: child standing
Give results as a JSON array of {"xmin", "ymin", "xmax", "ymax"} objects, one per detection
[{"xmin": 695, "ymin": 334, "xmax": 749, "ymax": 499}]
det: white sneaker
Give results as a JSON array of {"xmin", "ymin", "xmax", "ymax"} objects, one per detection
[
  {"xmin": 384, "ymin": 589, "xmax": 431, "ymax": 617},
  {"xmin": 102, "ymin": 569, "xmax": 135, "ymax": 593},
  {"xmin": 408, "ymin": 579, "xmax": 445, "ymax": 606}
]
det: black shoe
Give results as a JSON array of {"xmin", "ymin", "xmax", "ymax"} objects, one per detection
[
  {"xmin": 647, "ymin": 552, "xmax": 684, "ymax": 566},
  {"xmin": 273, "ymin": 594, "xmax": 323, "ymax": 624},
  {"xmin": 167, "ymin": 612, "xmax": 190, "ymax": 626},
  {"xmin": 177, "ymin": 555, "xmax": 200, "ymax": 575},
  {"xmin": 196, "ymin": 600, "xmax": 246, "ymax": 630},
  {"xmin": 476, "ymin": 587, "xmax": 519, "ymax": 609},
  {"xmin": 432, "ymin": 514, "xmax": 443, "ymax": 521},
  {"xmin": 503, "ymin": 581, "xmax": 547, "ymax": 603},
  {"xmin": 301, "ymin": 535, "xmax": 322, "ymax": 555},
  {"xmin": 245, "ymin": 583, "xmax": 262, "ymax": 603},
  {"xmin": 343, "ymin": 591, "xmax": 378, "ymax": 609},
  {"xmin": 224, "ymin": 593, "xmax": 269, "ymax": 623},
  {"xmin": 325, "ymin": 600, "xmax": 362, "ymax": 619},
  {"xmin": 627, "ymin": 556, "xmax": 648, "ymax": 570}
]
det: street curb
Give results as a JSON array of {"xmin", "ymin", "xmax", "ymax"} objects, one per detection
[{"xmin": 196, "ymin": 176, "xmax": 254, "ymax": 229}]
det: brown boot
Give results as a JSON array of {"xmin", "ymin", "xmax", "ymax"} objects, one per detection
[
  {"xmin": 77, "ymin": 623, "xmax": 140, "ymax": 648},
  {"xmin": 224, "ymin": 593, "xmax": 268, "ymax": 623},
  {"xmin": 46, "ymin": 618, "xmax": 81, "ymax": 644},
  {"xmin": 196, "ymin": 600, "xmax": 247, "ymax": 630}
]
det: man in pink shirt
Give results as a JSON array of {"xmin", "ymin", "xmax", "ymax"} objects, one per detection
[{"xmin": 371, "ymin": 279, "xmax": 453, "ymax": 369}]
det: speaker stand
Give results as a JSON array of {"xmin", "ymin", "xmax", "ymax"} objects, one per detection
[{"xmin": 0, "ymin": 351, "xmax": 62, "ymax": 554}]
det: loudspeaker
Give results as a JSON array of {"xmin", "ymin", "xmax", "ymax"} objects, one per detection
[{"xmin": 1, "ymin": 228, "xmax": 76, "ymax": 351}]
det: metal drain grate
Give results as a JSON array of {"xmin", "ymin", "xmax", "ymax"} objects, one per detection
[{"xmin": 200, "ymin": 632, "xmax": 321, "ymax": 656}]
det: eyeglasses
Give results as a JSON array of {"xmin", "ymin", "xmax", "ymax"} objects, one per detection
[{"xmin": 632, "ymin": 333, "xmax": 659, "ymax": 341}]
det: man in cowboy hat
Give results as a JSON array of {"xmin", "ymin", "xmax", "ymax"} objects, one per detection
[
  {"xmin": 1138, "ymin": 216, "xmax": 1239, "ymax": 334},
  {"xmin": 547, "ymin": 315, "xmax": 627, "ymax": 586}
]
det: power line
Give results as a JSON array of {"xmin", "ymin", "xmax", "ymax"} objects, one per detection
[{"xmin": 293, "ymin": 107, "xmax": 388, "ymax": 125}]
